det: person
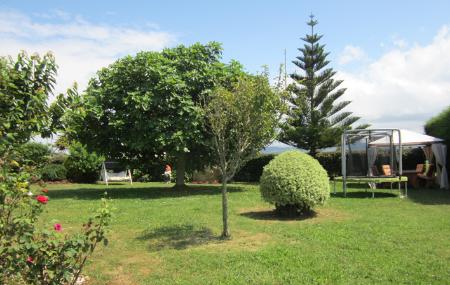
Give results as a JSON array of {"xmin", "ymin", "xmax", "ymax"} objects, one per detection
[{"xmin": 163, "ymin": 164, "xmax": 172, "ymax": 183}]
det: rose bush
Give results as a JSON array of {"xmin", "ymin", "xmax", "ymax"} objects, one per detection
[{"xmin": 0, "ymin": 167, "xmax": 112, "ymax": 285}]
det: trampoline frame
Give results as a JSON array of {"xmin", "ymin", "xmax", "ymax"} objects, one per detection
[{"xmin": 340, "ymin": 129, "xmax": 407, "ymax": 198}]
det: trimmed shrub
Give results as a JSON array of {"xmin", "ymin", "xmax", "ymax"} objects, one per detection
[
  {"xmin": 64, "ymin": 143, "xmax": 103, "ymax": 183},
  {"xmin": 234, "ymin": 154, "xmax": 276, "ymax": 182},
  {"xmin": 39, "ymin": 164, "xmax": 67, "ymax": 181},
  {"xmin": 260, "ymin": 151, "xmax": 330, "ymax": 216}
]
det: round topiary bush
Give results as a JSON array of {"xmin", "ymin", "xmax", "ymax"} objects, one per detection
[{"xmin": 260, "ymin": 151, "xmax": 330, "ymax": 216}]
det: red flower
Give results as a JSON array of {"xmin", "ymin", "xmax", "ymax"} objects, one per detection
[
  {"xmin": 42, "ymin": 188, "xmax": 49, "ymax": 193},
  {"xmin": 36, "ymin": 195, "xmax": 48, "ymax": 204},
  {"xmin": 26, "ymin": 256, "xmax": 33, "ymax": 263},
  {"xmin": 54, "ymin": 223, "xmax": 62, "ymax": 231}
]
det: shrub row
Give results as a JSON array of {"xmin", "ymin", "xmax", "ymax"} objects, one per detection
[
  {"xmin": 234, "ymin": 149, "xmax": 428, "ymax": 182},
  {"xmin": 234, "ymin": 154, "xmax": 276, "ymax": 182},
  {"xmin": 9, "ymin": 141, "xmax": 104, "ymax": 183}
]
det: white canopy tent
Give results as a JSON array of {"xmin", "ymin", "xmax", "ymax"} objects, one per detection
[
  {"xmin": 262, "ymin": 140, "xmax": 304, "ymax": 154},
  {"xmin": 369, "ymin": 129, "xmax": 448, "ymax": 189}
]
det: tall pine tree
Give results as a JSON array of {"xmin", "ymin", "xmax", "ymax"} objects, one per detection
[{"xmin": 281, "ymin": 15, "xmax": 368, "ymax": 157}]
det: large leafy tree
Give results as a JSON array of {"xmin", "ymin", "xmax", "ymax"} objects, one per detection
[
  {"xmin": 62, "ymin": 42, "xmax": 243, "ymax": 186},
  {"xmin": 204, "ymin": 73, "xmax": 283, "ymax": 237},
  {"xmin": 280, "ymin": 16, "xmax": 368, "ymax": 157},
  {"xmin": 0, "ymin": 51, "xmax": 57, "ymax": 158}
]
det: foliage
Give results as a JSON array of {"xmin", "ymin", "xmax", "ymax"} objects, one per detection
[
  {"xmin": 60, "ymin": 43, "xmax": 244, "ymax": 187},
  {"xmin": 40, "ymin": 164, "xmax": 67, "ymax": 181},
  {"xmin": 0, "ymin": 171, "xmax": 111, "ymax": 285},
  {"xmin": 280, "ymin": 16, "xmax": 368, "ymax": 157},
  {"xmin": 424, "ymin": 105, "xmax": 450, "ymax": 142},
  {"xmin": 64, "ymin": 142, "xmax": 103, "ymax": 183},
  {"xmin": 316, "ymin": 152, "xmax": 341, "ymax": 177},
  {"xmin": 204, "ymin": 74, "xmax": 283, "ymax": 237},
  {"xmin": 260, "ymin": 151, "xmax": 330, "ymax": 216},
  {"xmin": 425, "ymin": 105, "xmax": 450, "ymax": 178},
  {"xmin": 49, "ymin": 152, "xmax": 68, "ymax": 165},
  {"xmin": 12, "ymin": 142, "xmax": 52, "ymax": 168},
  {"xmin": 0, "ymin": 52, "xmax": 57, "ymax": 155},
  {"xmin": 234, "ymin": 154, "xmax": 276, "ymax": 182}
]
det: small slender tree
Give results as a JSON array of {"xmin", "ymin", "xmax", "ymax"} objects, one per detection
[
  {"xmin": 280, "ymin": 15, "xmax": 368, "ymax": 157},
  {"xmin": 204, "ymin": 74, "xmax": 283, "ymax": 238}
]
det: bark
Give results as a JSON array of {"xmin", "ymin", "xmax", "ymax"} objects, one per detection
[
  {"xmin": 221, "ymin": 179, "xmax": 230, "ymax": 238},
  {"xmin": 175, "ymin": 152, "xmax": 186, "ymax": 188}
]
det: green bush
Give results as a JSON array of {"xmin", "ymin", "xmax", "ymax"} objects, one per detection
[
  {"xmin": 49, "ymin": 152, "xmax": 68, "ymax": 165},
  {"xmin": 39, "ymin": 164, "xmax": 67, "ymax": 181},
  {"xmin": 425, "ymin": 105, "xmax": 450, "ymax": 179},
  {"xmin": 316, "ymin": 152, "xmax": 341, "ymax": 177},
  {"xmin": 260, "ymin": 151, "xmax": 330, "ymax": 216},
  {"xmin": 234, "ymin": 154, "xmax": 276, "ymax": 182},
  {"xmin": 13, "ymin": 142, "xmax": 51, "ymax": 167},
  {"xmin": 64, "ymin": 143, "xmax": 103, "ymax": 183}
]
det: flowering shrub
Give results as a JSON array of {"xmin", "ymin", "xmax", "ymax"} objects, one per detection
[{"xmin": 0, "ymin": 169, "xmax": 112, "ymax": 284}]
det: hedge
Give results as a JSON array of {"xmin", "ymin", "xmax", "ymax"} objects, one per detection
[{"xmin": 234, "ymin": 154, "xmax": 276, "ymax": 182}]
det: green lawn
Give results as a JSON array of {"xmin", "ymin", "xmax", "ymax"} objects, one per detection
[{"xmin": 36, "ymin": 182, "xmax": 450, "ymax": 284}]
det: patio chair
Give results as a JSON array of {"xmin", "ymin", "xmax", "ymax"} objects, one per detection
[{"xmin": 418, "ymin": 164, "xmax": 435, "ymax": 188}]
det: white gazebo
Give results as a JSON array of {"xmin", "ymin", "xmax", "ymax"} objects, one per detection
[{"xmin": 369, "ymin": 129, "xmax": 448, "ymax": 189}]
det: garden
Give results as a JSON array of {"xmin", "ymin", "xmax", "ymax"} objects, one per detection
[
  {"xmin": 35, "ymin": 182, "xmax": 450, "ymax": 284},
  {"xmin": 1, "ymin": 15, "xmax": 450, "ymax": 284}
]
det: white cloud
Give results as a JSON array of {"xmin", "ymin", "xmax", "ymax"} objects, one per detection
[
  {"xmin": 338, "ymin": 45, "xmax": 367, "ymax": 65},
  {"xmin": 393, "ymin": 38, "xmax": 408, "ymax": 49},
  {"xmin": 338, "ymin": 26, "xmax": 450, "ymax": 133},
  {"xmin": 0, "ymin": 10, "xmax": 177, "ymax": 95}
]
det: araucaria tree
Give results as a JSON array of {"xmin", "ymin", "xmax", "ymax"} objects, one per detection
[
  {"xmin": 281, "ymin": 15, "xmax": 367, "ymax": 157},
  {"xmin": 204, "ymin": 74, "xmax": 283, "ymax": 237}
]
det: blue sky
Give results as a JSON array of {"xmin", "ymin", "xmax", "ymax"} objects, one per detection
[{"xmin": 1, "ymin": 0, "xmax": 450, "ymax": 132}]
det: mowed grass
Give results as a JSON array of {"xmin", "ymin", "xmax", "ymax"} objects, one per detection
[{"xmin": 35, "ymin": 182, "xmax": 450, "ymax": 284}]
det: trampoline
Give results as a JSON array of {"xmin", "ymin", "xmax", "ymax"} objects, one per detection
[
  {"xmin": 339, "ymin": 129, "xmax": 408, "ymax": 198},
  {"xmin": 333, "ymin": 176, "xmax": 408, "ymax": 198}
]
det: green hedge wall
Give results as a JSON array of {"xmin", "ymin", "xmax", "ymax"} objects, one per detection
[
  {"xmin": 233, "ymin": 148, "xmax": 428, "ymax": 183},
  {"xmin": 234, "ymin": 154, "xmax": 276, "ymax": 182}
]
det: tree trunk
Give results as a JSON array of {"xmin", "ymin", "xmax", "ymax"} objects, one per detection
[
  {"xmin": 221, "ymin": 179, "xmax": 230, "ymax": 238},
  {"xmin": 175, "ymin": 152, "xmax": 186, "ymax": 188}
]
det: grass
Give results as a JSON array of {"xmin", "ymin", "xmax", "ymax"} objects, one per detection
[{"xmin": 35, "ymin": 182, "xmax": 450, "ymax": 284}]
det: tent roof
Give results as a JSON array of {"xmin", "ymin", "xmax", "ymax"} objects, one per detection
[
  {"xmin": 262, "ymin": 140, "xmax": 304, "ymax": 154},
  {"xmin": 369, "ymin": 129, "xmax": 444, "ymax": 146}
]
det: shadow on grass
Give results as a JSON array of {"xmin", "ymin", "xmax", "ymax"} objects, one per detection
[
  {"xmin": 407, "ymin": 188, "xmax": 450, "ymax": 205},
  {"xmin": 240, "ymin": 209, "xmax": 317, "ymax": 221},
  {"xmin": 137, "ymin": 224, "xmax": 219, "ymax": 251},
  {"xmin": 47, "ymin": 184, "xmax": 244, "ymax": 200}
]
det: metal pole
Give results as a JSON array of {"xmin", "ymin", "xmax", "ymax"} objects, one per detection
[
  {"xmin": 389, "ymin": 130, "xmax": 394, "ymax": 176},
  {"xmin": 397, "ymin": 129, "xmax": 404, "ymax": 197},
  {"xmin": 342, "ymin": 133, "xmax": 347, "ymax": 197}
]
